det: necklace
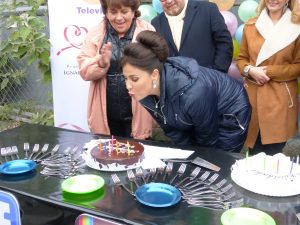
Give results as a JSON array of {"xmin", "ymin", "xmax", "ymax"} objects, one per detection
[{"xmin": 153, "ymin": 96, "xmax": 160, "ymax": 109}]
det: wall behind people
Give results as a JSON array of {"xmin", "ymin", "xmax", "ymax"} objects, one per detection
[{"xmin": 48, "ymin": 0, "xmax": 104, "ymax": 131}]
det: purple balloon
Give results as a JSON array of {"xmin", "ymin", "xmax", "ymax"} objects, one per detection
[
  {"xmin": 228, "ymin": 61, "xmax": 242, "ymax": 81},
  {"xmin": 220, "ymin": 11, "xmax": 238, "ymax": 37}
]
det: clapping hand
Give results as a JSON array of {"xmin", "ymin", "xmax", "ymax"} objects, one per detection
[{"xmin": 98, "ymin": 42, "xmax": 112, "ymax": 68}]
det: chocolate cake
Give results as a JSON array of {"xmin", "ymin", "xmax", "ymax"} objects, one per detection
[{"xmin": 90, "ymin": 139, "xmax": 144, "ymax": 167}]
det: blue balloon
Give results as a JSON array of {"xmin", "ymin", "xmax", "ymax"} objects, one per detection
[
  {"xmin": 235, "ymin": 24, "xmax": 245, "ymax": 44},
  {"xmin": 139, "ymin": 5, "xmax": 157, "ymax": 23},
  {"xmin": 152, "ymin": 0, "xmax": 163, "ymax": 14}
]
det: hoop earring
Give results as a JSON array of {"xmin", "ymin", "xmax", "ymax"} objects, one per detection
[{"xmin": 152, "ymin": 80, "xmax": 157, "ymax": 89}]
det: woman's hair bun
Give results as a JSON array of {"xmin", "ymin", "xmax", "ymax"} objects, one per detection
[{"xmin": 136, "ymin": 31, "xmax": 169, "ymax": 62}]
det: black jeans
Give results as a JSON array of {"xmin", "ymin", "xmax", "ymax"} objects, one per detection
[
  {"xmin": 250, "ymin": 132, "xmax": 285, "ymax": 156},
  {"xmin": 108, "ymin": 119, "xmax": 132, "ymax": 138}
]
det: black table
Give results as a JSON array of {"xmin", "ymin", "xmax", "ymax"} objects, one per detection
[{"xmin": 0, "ymin": 124, "xmax": 299, "ymax": 225}]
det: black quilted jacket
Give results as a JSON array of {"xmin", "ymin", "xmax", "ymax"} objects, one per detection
[{"xmin": 140, "ymin": 57, "xmax": 251, "ymax": 152}]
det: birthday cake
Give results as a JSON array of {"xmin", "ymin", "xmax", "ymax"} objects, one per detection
[
  {"xmin": 82, "ymin": 138, "xmax": 144, "ymax": 171},
  {"xmin": 231, "ymin": 152, "xmax": 300, "ymax": 196}
]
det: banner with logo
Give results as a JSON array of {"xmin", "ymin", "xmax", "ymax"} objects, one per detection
[{"xmin": 48, "ymin": 0, "xmax": 103, "ymax": 131}]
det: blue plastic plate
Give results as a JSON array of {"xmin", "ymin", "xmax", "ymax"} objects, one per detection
[
  {"xmin": 135, "ymin": 183, "xmax": 181, "ymax": 207},
  {"xmin": 0, "ymin": 160, "xmax": 36, "ymax": 175}
]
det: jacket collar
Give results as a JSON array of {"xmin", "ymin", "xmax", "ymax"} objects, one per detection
[
  {"xmin": 255, "ymin": 8, "xmax": 300, "ymax": 66},
  {"xmin": 180, "ymin": 0, "xmax": 197, "ymax": 47},
  {"xmin": 140, "ymin": 57, "xmax": 197, "ymax": 110},
  {"xmin": 159, "ymin": 0, "xmax": 198, "ymax": 53}
]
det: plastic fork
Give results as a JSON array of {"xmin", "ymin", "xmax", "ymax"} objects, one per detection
[
  {"xmin": 211, "ymin": 179, "xmax": 227, "ymax": 190},
  {"xmin": 111, "ymin": 173, "xmax": 134, "ymax": 195},
  {"xmin": 11, "ymin": 146, "xmax": 19, "ymax": 159},
  {"xmin": 162, "ymin": 162, "xmax": 173, "ymax": 182},
  {"xmin": 152, "ymin": 166, "xmax": 166, "ymax": 182},
  {"xmin": 169, "ymin": 163, "xmax": 187, "ymax": 184},
  {"xmin": 183, "ymin": 171, "xmax": 211, "ymax": 190},
  {"xmin": 5, "ymin": 147, "xmax": 14, "ymax": 160},
  {"xmin": 203, "ymin": 173, "xmax": 219, "ymax": 185},
  {"xmin": 127, "ymin": 170, "xmax": 139, "ymax": 187},
  {"xmin": 135, "ymin": 167, "xmax": 146, "ymax": 184},
  {"xmin": 146, "ymin": 168, "xmax": 156, "ymax": 183},
  {"xmin": 33, "ymin": 144, "xmax": 49, "ymax": 160},
  {"xmin": 24, "ymin": 142, "xmax": 30, "ymax": 159},
  {"xmin": 1, "ymin": 147, "xmax": 8, "ymax": 162},
  {"xmin": 36, "ymin": 144, "xmax": 60, "ymax": 161},
  {"xmin": 28, "ymin": 144, "xmax": 39, "ymax": 160},
  {"xmin": 175, "ymin": 166, "xmax": 201, "ymax": 187}
]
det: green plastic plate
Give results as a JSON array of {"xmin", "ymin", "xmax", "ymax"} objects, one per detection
[
  {"xmin": 61, "ymin": 174, "xmax": 105, "ymax": 194},
  {"xmin": 221, "ymin": 208, "xmax": 276, "ymax": 225}
]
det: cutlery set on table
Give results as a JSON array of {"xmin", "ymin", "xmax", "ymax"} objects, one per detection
[
  {"xmin": 110, "ymin": 160, "xmax": 243, "ymax": 210},
  {"xmin": 0, "ymin": 142, "xmax": 243, "ymax": 211},
  {"xmin": 0, "ymin": 143, "xmax": 85, "ymax": 178}
]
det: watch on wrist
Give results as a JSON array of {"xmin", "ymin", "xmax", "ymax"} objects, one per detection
[{"xmin": 243, "ymin": 65, "xmax": 253, "ymax": 77}]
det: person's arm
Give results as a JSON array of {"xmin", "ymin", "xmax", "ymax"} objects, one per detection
[
  {"xmin": 210, "ymin": 3, "xmax": 233, "ymax": 73},
  {"xmin": 236, "ymin": 25, "xmax": 269, "ymax": 85},
  {"xmin": 266, "ymin": 37, "xmax": 300, "ymax": 82},
  {"xmin": 77, "ymin": 25, "xmax": 111, "ymax": 81}
]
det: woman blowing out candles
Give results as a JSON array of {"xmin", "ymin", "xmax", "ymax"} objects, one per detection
[{"xmin": 120, "ymin": 31, "xmax": 251, "ymax": 152}]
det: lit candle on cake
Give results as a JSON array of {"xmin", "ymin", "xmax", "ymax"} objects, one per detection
[
  {"xmin": 246, "ymin": 149, "xmax": 249, "ymax": 171},
  {"xmin": 104, "ymin": 142, "xmax": 106, "ymax": 153},
  {"xmin": 277, "ymin": 159, "xmax": 280, "ymax": 175},
  {"xmin": 127, "ymin": 140, "xmax": 130, "ymax": 156},
  {"xmin": 111, "ymin": 136, "xmax": 114, "ymax": 152},
  {"xmin": 290, "ymin": 157, "xmax": 294, "ymax": 176},
  {"xmin": 99, "ymin": 142, "xmax": 102, "ymax": 153},
  {"xmin": 263, "ymin": 156, "xmax": 266, "ymax": 174},
  {"xmin": 116, "ymin": 141, "xmax": 119, "ymax": 157},
  {"xmin": 112, "ymin": 135, "xmax": 115, "ymax": 144}
]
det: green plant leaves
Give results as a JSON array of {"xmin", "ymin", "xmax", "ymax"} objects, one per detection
[
  {"xmin": 19, "ymin": 27, "xmax": 31, "ymax": 41},
  {"xmin": 0, "ymin": 78, "xmax": 9, "ymax": 90},
  {"xmin": 0, "ymin": 0, "xmax": 51, "ymax": 82}
]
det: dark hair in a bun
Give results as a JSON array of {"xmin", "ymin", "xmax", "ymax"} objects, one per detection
[{"xmin": 121, "ymin": 31, "xmax": 169, "ymax": 73}]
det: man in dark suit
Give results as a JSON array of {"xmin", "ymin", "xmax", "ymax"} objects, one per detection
[{"xmin": 151, "ymin": 0, "xmax": 233, "ymax": 73}]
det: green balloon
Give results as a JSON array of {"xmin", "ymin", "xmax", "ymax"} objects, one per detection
[
  {"xmin": 139, "ymin": 4, "xmax": 157, "ymax": 23},
  {"xmin": 233, "ymin": 39, "xmax": 240, "ymax": 59},
  {"xmin": 238, "ymin": 0, "xmax": 258, "ymax": 22}
]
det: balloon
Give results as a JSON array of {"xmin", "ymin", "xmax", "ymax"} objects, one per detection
[
  {"xmin": 235, "ymin": 24, "xmax": 245, "ymax": 44},
  {"xmin": 152, "ymin": 0, "xmax": 163, "ymax": 14},
  {"xmin": 209, "ymin": 0, "xmax": 235, "ymax": 11},
  {"xmin": 232, "ymin": 39, "xmax": 240, "ymax": 60},
  {"xmin": 220, "ymin": 11, "xmax": 238, "ymax": 37},
  {"xmin": 228, "ymin": 61, "xmax": 242, "ymax": 81},
  {"xmin": 238, "ymin": 0, "xmax": 258, "ymax": 22},
  {"xmin": 139, "ymin": 5, "xmax": 157, "ymax": 23}
]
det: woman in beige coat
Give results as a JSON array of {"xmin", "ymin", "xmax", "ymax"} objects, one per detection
[
  {"xmin": 77, "ymin": 0, "xmax": 156, "ymax": 139},
  {"xmin": 237, "ymin": 0, "xmax": 300, "ymax": 154}
]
